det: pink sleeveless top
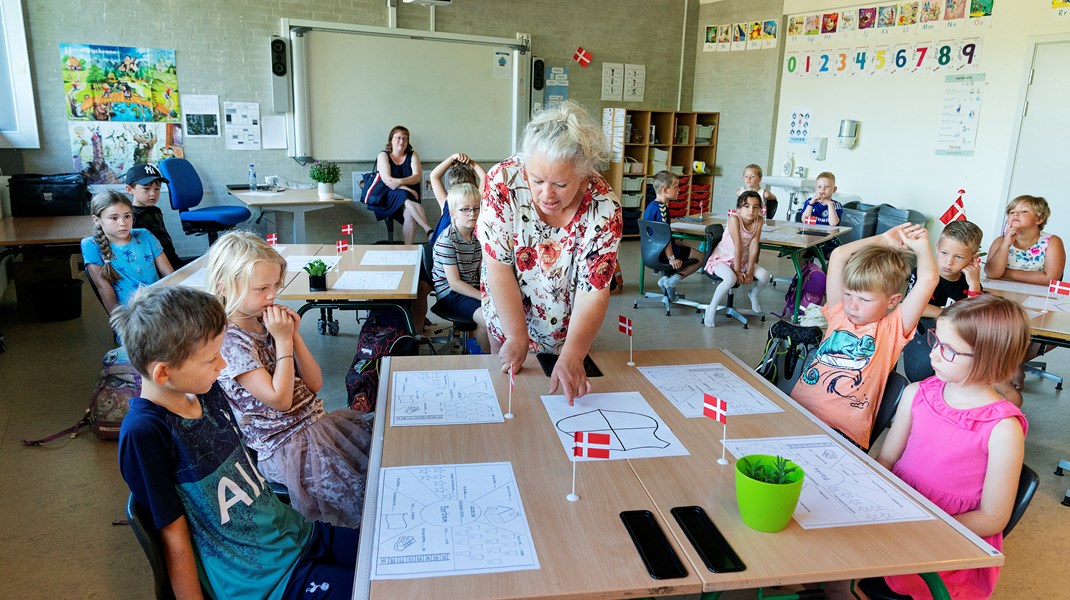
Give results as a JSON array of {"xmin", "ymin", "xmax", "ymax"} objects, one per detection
[{"xmin": 704, "ymin": 218, "xmax": 759, "ymax": 272}]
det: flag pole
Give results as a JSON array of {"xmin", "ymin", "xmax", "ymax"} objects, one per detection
[
  {"xmin": 628, "ymin": 336, "xmax": 635, "ymax": 366},
  {"xmin": 504, "ymin": 368, "xmax": 514, "ymax": 419},
  {"xmin": 567, "ymin": 460, "xmax": 579, "ymax": 502},
  {"xmin": 718, "ymin": 424, "xmax": 729, "ymax": 465}
]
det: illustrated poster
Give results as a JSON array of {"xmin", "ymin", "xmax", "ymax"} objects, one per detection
[
  {"xmin": 69, "ymin": 122, "xmax": 184, "ymax": 185},
  {"xmin": 60, "ymin": 43, "xmax": 180, "ymax": 123}
]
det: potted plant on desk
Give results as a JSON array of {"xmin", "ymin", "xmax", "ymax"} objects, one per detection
[
  {"xmin": 309, "ymin": 160, "xmax": 341, "ymax": 200},
  {"xmin": 303, "ymin": 259, "xmax": 329, "ymax": 291},
  {"xmin": 735, "ymin": 454, "xmax": 805, "ymax": 533}
]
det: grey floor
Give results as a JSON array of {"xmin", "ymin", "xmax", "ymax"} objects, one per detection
[{"xmin": 1, "ymin": 230, "xmax": 1067, "ymax": 599}]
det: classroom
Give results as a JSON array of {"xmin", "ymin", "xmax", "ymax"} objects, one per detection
[{"xmin": 0, "ymin": 1, "xmax": 1067, "ymax": 598}]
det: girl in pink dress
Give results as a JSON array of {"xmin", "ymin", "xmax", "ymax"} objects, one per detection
[
  {"xmin": 702, "ymin": 191, "xmax": 770, "ymax": 326},
  {"xmin": 876, "ymin": 294, "xmax": 1031, "ymax": 599}
]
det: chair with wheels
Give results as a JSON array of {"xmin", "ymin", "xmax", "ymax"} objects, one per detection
[
  {"xmin": 697, "ymin": 223, "xmax": 750, "ymax": 328},
  {"xmin": 852, "ymin": 464, "xmax": 1040, "ymax": 599},
  {"xmin": 634, "ymin": 219, "xmax": 699, "ymax": 315},
  {"xmin": 158, "ymin": 158, "xmax": 251, "ymax": 245}
]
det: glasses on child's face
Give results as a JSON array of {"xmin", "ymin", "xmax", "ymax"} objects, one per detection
[
  {"xmin": 456, "ymin": 207, "xmax": 480, "ymax": 215},
  {"xmin": 926, "ymin": 330, "xmax": 975, "ymax": 363}
]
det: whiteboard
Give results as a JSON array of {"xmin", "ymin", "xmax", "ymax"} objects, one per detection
[{"xmin": 299, "ymin": 26, "xmax": 526, "ymax": 163}]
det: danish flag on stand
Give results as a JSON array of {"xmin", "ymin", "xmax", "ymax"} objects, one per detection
[
  {"xmin": 266, "ymin": 233, "xmax": 278, "ymax": 245},
  {"xmin": 727, "ymin": 209, "xmax": 738, "ymax": 217},
  {"xmin": 573, "ymin": 47, "xmax": 593, "ymax": 67},
  {"xmin": 703, "ymin": 393, "xmax": 728, "ymax": 425},
  {"xmin": 573, "ymin": 431, "xmax": 611, "ymax": 459},
  {"xmin": 342, "ymin": 223, "xmax": 353, "ymax": 235},
  {"xmin": 618, "ymin": 315, "xmax": 633, "ymax": 336},
  {"xmin": 1050, "ymin": 279, "xmax": 1070, "ymax": 296},
  {"xmin": 803, "ymin": 216, "xmax": 818, "ymax": 225},
  {"xmin": 940, "ymin": 192, "xmax": 967, "ymax": 225},
  {"xmin": 336, "ymin": 240, "xmax": 348, "ymax": 252}
]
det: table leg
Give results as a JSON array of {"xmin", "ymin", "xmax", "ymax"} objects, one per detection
[
  {"xmin": 638, "ymin": 261, "xmax": 646, "ymax": 295},
  {"xmin": 789, "ymin": 251, "xmax": 804, "ymax": 323},
  {"xmin": 292, "ymin": 210, "xmax": 307, "ymax": 244}
]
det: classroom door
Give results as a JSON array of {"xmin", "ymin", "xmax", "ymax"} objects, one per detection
[{"xmin": 1006, "ymin": 40, "xmax": 1069, "ymax": 246}]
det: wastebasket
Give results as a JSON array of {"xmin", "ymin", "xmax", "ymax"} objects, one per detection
[
  {"xmin": 839, "ymin": 201, "xmax": 879, "ymax": 242},
  {"xmin": 28, "ymin": 278, "xmax": 84, "ymax": 322},
  {"xmin": 876, "ymin": 204, "xmax": 927, "ymax": 234}
]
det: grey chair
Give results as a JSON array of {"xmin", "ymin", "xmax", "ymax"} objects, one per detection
[{"xmin": 634, "ymin": 219, "xmax": 698, "ymax": 315}]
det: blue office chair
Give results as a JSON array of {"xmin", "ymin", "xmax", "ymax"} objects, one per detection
[{"xmin": 158, "ymin": 159, "xmax": 251, "ymax": 244}]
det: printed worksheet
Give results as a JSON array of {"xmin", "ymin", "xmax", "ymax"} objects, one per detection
[
  {"xmin": 370, "ymin": 462, "xmax": 540, "ymax": 580},
  {"xmin": 361, "ymin": 250, "xmax": 420, "ymax": 266},
  {"xmin": 333, "ymin": 270, "xmax": 403, "ymax": 290},
  {"xmin": 541, "ymin": 392, "xmax": 689, "ymax": 461},
  {"xmin": 285, "ymin": 255, "xmax": 340, "ymax": 272},
  {"xmin": 1023, "ymin": 296, "xmax": 1070, "ymax": 313},
  {"xmin": 638, "ymin": 363, "xmax": 784, "ymax": 418},
  {"xmin": 979, "ymin": 277, "xmax": 1048, "ymax": 297},
  {"xmin": 725, "ymin": 435, "xmax": 933, "ymax": 529},
  {"xmin": 176, "ymin": 267, "xmax": 207, "ymax": 289},
  {"xmin": 391, "ymin": 369, "xmax": 503, "ymax": 426}
]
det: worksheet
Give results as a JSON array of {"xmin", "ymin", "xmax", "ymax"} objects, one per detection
[
  {"xmin": 979, "ymin": 277, "xmax": 1048, "ymax": 297},
  {"xmin": 285, "ymin": 255, "xmax": 340, "ymax": 272},
  {"xmin": 724, "ymin": 435, "xmax": 933, "ymax": 529},
  {"xmin": 370, "ymin": 462, "xmax": 540, "ymax": 580},
  {"xmin": 637, "ymin": 363, "xmax": 784, "ymax": 418},
  {"xmin": 361, "ymin": 249, "xmax": 420, "ymax": 266},
  {"xmin": 333, "ymin": 270, "xmax": 403, "ymax": 290},
  {"xmin": 541, "ymin": 392, "xmax": 689, "ymax": 461},
  {"xmin": 176, "ymin": 267, "xmax": 207, "ymax": 289},
  {"xmin": 391, "ymin": 369, "xmax": 503, "ymax": 426},
  {"xmin": 1023, "ymin": 295, "xmax": 1070, "ymax": 313}
]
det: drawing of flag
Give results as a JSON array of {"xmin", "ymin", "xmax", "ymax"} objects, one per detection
[
  {"xmin": 703, "ymin": 393, "xmax": 728, "ymax": 425},
  {"xmin": 573, "ymin": 46, "xmax": 593, "ymax": 67},
  {"xmin": 1050, "ymin": 280, "xmax": 1070, "ymax": 296},
  {"xmin": 803, "ymin": 215, "xmax": 817, "ymax": 225},
  {"xmin": 618, "ymin": 315, "xmax": 632, "ymax": 336},
  {"xmin": 266, "ymin": 233, "xmax": 278, "ymax": 245},
  {"xmin": 336, "ymin": 240, "xmax": 348, "ymax": 252},
  {"xmin": 728, "ymin": 209, "xmax": 738, "ymax": 217},
  {"xmin": 940, "ymin": 196, "xmax": 967, "ymax": 225},
  {"xmin": 342, "ymin": 223, "xmax": 353, "ymax": 235},
  {"xmin": 573, "ymin": 431, "xmax": 611, "ymax": 459}
]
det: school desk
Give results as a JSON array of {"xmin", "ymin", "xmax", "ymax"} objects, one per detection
[
  {"xmin": 353, "ymin": 349, "xmax": 1001, "ymax": 600},
  {"xmin": 154, "ymin": 243, "xmax": 323, "ymax": 289},
  {"xmin": 228, "ymin": 187, "xmax": 350, "ymax": 244},
  {"xmin": 276, "ymin": 244, "xmax": 420, "ymax": 335}
]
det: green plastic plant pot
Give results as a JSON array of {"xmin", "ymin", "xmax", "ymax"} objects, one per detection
[{"xmin": 735, "ymin": 454, "xmax": 805, "ymax": 533}]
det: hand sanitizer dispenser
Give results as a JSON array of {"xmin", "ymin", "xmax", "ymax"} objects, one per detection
[{"xmin": 809, "ymin": 137, "xmax": 827, "ymax": 161}]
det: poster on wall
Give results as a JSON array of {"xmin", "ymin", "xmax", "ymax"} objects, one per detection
[
  {"xmin": 223, "ymin": 101, "xmax": 261, "ymax": 150},
  {"xmin": 1056, "ymin": 0, "xmax": 1070, "ymax": 16},
  {"xmin": 601, "ymin": 63, "xmax": 623, "ymax": 100},
  {"xmin": 545, "ymin": 66, "xmax": 569, "ymax": 109},
  {"xmin": 787, "ymin": 109, "xmax": 812, "ymax": 145},
  {"xmin": 623, "ymin": 64, "xmax": 646, "ymax": 102},
  {"xmin": 69, "ymin": 122, "xmax": 184, "ymax": 185},
  {"xmin": 59, "ymin": 43, "xmax": 180, "ymax": 123},
  {"xmin": 935, "ymin": 73, "xmax": 984, "ymax": 156},
  {"xmin": 183, "ymin": 94, "xmax": 220, "ymax": 137},
  {"xmin": 704, "ymin": 26, "xmax": 717, "ymax": 52}
]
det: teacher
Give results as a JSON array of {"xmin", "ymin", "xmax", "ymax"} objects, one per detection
[
  {"xmin": 478, "ymin": 101, "xmax": 623, "ymax": 404},
  {"xmin": 371, "ymin": 125, "xmax": 434, "ymax": 244}
]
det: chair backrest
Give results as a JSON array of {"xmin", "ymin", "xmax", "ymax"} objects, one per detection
[
  {"xmin": 638, "ymin": 219, "xmax": 675, "ymax": 272},
  {"xmin": 1004, "ymin": 463, "xmax": 1039, "ymax": 537},
  {"xmin": 869, "ymin": 371, "xmax": 909, "ymax": 448},
  {"xmin": 157, "ymin": 158, "xmax": 203, "ymax": 212},
  {"xmin": 126, "ymin": 494, "xmax": 178, "ymax": 600},
  {"xmin": 764, "ymin": 198, "xmax": 778, "ymax": 220},
  {"xmin": 700, "ymin": 223, "xmax": 725, "ymax": 281}
]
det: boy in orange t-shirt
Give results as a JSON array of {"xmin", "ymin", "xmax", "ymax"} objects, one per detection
[{"xmin": 791, "ymin": 223, "xmax": 937, "ymax": 448}]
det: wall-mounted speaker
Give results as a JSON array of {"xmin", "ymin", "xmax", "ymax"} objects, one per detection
[
  {"xmin": 531, "ymin": 56, "xmax": 545, "ymax": 114},
  {"xmin": 269, "ymin": 36, "xmax": 290, "ymax": 113}
]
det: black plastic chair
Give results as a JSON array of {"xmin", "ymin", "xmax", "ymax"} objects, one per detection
[
  {"xmin": 698, "ymin": 223, "xmax": 749, "ymax": 328},
  {"xmin": 854, "ymin": 463, "xmax": 1040, "ymax": 600},
  {"xmin": 634, "ymin": 219, "xmax": 698, "ymax": 315},
  {"xmin": 869, "ymin": 371, "xmax": 909, "ymax": 449},
  {"xmin": 126, "ymin": 494, "xmax": 182, "ymax": 600},
  {"xmin": 422, "ymin": 241, "xmax": 476, "ymax": 354},
  {"xmin": 764, "ymin": 198, "xmax": 778, "ymax": 220}
]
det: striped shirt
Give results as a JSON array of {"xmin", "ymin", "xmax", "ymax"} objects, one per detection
[{"xmin": 432, "ymin": 225, "xmax": 482, "ymax": 297}]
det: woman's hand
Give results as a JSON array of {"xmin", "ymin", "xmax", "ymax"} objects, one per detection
[
  {"xmin": 262, "ymin": 305, "xmax": 294, "ymax": 341},
  {"xmin": 549, "ymin": 353, "xmax": 591, "ymax": 406},
  {"xmin": 498, "ymin": 334, "xmax": 529, "ymax": 376}
]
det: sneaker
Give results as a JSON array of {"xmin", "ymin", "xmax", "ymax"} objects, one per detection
[
  {"xmin": 664, "ymin": 274, "xmax": 681, "ymax": 302},
  {"xmin": 657, "ymin": 276, "xmax": 668, "ymax": 294}
]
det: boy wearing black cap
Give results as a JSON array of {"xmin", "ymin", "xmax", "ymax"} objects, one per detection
[{"xmin": 126, "ymin": 164, "xmax": 183, "ymax": 268}]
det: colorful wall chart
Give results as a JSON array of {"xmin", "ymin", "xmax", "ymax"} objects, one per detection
[
  {"xmin": 784, "ymin": 38, "xmax": 981, "ymax": 78},
  {"xmin": 704, "ymin": 18, "xmax": 778, "ymax": 52},
  {"xmin": 59, "ymin": 43, "xmax": 181, "ymax": 123}
]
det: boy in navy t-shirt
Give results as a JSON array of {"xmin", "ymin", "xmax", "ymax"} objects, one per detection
[
  {"xmin": 642, "ymin": 170, "xmax": 700, "ymax": 301},
  {"xmin": 114, "ymin": 285, "xmax": 358, "ymax": 599}
]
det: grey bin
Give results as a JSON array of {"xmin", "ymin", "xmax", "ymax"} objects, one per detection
[
  {"xmin": 838, "ymin": 201, "xmax": 879, "ymax": 242},
  {"xmin": 876, "ymin": 204, "xmax": 927, "ymax": 234}
]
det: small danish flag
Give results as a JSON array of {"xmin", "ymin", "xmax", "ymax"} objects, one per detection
[
  {"xmin": 728, "ymin": 209, "xmax": 738, "ymax": 217},
  {"xmin": 1050, "ymin": 279, "xmax": 1070, "ymax": 296},
  {"xmin": 618, "ymin": 314, "xmax": 632, "ymax": 336},
  {"xmin": 940, "ymin": 192, "xmax": 967, "ymax": 225},
  {"xmin": 803, "ymin": 216, "xmax": 818, "ymax": 225},
  {"xmin": 573, "ymin": 431, "xmax": 611, "ymax": 459},
  {"xmin": 342, "ymin": 223, "xmax": 353, "ymax": 235},
  {"xmin": 703, "ymin": 393, "xmax": 728, "ymax": 425},
  {"xmin": 266, "ymin": 233, "xmax": 278, "ymax": 245},
  {"xmin": 336, "ymin": 240, "xmax": 348, "ymax": 252},
  {"xmin": 573, "ymin": 47, "xmax": 593, "ymax": 67}
]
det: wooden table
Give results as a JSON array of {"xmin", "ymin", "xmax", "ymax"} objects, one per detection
[
  {"xmin": 229, "ymin": 187, "xmax": 351, "ymax": 244},
  {"xmin": 277, "ymin": 245, "xmax": 421, "ymax": 335},
  {"xmin": 154, "ymin": 243, "xmax": 323, "ymax": 290},
  {"xmin": 354, "ymin": 349, "xmax": 1001, "ymax": 599}
]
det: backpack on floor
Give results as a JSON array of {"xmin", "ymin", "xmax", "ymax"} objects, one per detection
[
  {"xmin": 22, "ymin": 348, "xmax": 141, "ymax": 445},
  {"xmin": 754, "ymin": 320, "xmax": 824, "ymax": 395},
  {"xmin": 777, "ymin": 260, "xmax": 826, "ymax": 318},
  {"xmin": 345, "ymin": 310, "xmax": 417, "ymax": 414}
]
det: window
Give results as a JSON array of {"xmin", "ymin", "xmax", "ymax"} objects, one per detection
[{"xmin": 0, "ymin": 0, "xmax": 40, "ymax": 149}]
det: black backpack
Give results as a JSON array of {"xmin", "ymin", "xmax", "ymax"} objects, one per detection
[
  {"xmin": 344, "ymin": 310, "xmax": 417, "ymax": 414},
  {"xmin": 754, "ymin": 320, "xmax": 824, "ymax": 395}
]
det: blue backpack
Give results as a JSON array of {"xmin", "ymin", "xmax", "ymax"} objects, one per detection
[{"xmin": 777, "ymin": 260, "xmax": 826, "ymax": 318}]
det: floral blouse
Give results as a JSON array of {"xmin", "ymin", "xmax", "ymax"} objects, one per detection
[
  {"xmin": 477, "ymin": 156, "xmax": 623, "ymax": 353},
  {"xmin": 1007, "ymin": 233, "xmax": 1051, "ymax": 272}
]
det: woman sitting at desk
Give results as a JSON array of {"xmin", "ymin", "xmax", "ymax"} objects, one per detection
[
  {"xmin": 478, "ymin": 101, "xmax": 623, "ymax": 405},
  {"xmin": 368, "ymin": 125, "xmax": 434, "ymax": 244}
]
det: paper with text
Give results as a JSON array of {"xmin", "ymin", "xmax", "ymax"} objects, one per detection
[
  {"xmin": 391, "ymin": 369, "xmax": 503, "ymax": 426},
  {"xmin": 333, "ymin": 270, "xmax": 403, "ymax": 290},
  {"xmin": 638, "ymin": 363, "xmax": 784, "ymax": 418},
  {"xmin": 361, "ymin": 249, "xmax": 420, "ymax": 266}
]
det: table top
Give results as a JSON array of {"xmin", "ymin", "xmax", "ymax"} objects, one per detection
[
  {"xmin": 984, "ymin": 288, "xmax": 1070, "ymax": 343},
  {"xmin": 357, "ymin": 349, "xmax": 1000, "ymax": 599},
  {"xmin": 229, "ymin": 187, "xmax": 352, "ymax": 208},
  {"xmin": 671, "ymin": 215, "xmax": 851, "ymax": 250},
  {"xmin": 0, "ymin": 215, "xmax": 94, "ymax": 246},
  {"xmin": 278, "ymin": 245, "xmax": 420, "ymax": 301},
  {"xmin": 155, "ymin": 244, "xmax": 323, "ymax": 289}
]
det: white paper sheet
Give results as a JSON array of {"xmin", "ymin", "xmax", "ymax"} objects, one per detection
[
  {"xmin": 391, "ymin": 369, "xmax": 503, "ymax": 426},
  {"xmin": 333, "ymin": 270, "xmax": 403, "ymax": 291},
  {"xmin": 223, "ymin": 101, "xmax": 261, "ymax": 150},
  {"xmin": 361, "ymin": 250, "xmax": 420, "ymax": 266},
  {"xmin": 540, "ymin": 392, "xmax": 689, "ymax": 461},
  {"xmin": 261, "ymin": 114, "xmax": 287, "ymax": 149},
  {"xmin": 175, "ymin": 267, "xmax": 207, "ymax": 289},
  {"xmin": 979, "ymin": 277, "xmax": 1049, "ymax": 297},
  {"xmin": 1023, "ymin": 295, "xmax": 1070, "ymax": 313},
  {"xmin": 284, "ymin": 255, "xmax": 340, "ymax": 272},
  {"xmin": 370, "ymin": 462, "xmax": 540, "ymax": 580},
  {"xmin": 637, "ymin": 363, "xmax": 784, "ymax": 418},
  {"xmin": 724, "ymin": 435, "xmax": 933, "ymax": 529},
  {"xmin": 183, "ymin": 94, "xmax": 220, "ymax": 138}
]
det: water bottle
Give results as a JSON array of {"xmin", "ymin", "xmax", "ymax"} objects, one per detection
[{"xmin": 248, "ymin": 164, "xmax": 257, "ymax": 191}]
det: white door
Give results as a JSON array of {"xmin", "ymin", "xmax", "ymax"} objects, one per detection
[{"xmin": 1007, "ymin": 40, "xmax": 1070, "ymax": 246}]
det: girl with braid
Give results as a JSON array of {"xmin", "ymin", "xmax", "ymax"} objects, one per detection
[
  {"xmin": 81, "ymin": 190, "xmax": 173, "ymax": 313},
  {"xmin": 641, "ymin": 170, "xmax": 700, "ymax": 301}
]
